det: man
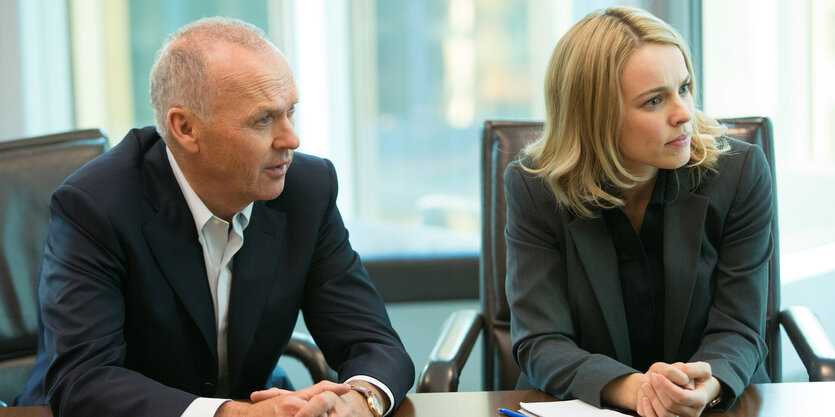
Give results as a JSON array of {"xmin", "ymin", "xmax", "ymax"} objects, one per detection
[{"xmin": 16, "ymin": 17, "xmax": 414, "ymax": 416}]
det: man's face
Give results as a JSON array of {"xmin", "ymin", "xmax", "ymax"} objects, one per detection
[{"xmin": 192, "ymin": 42, "xmax": 299, "ymax": 209}]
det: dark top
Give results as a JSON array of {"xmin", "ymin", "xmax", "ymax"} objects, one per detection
[
  {"xmin": 16, "ymin": 126, "xmax": 415, "ymax": 416},
  {"xmin": 602, "ymin": 171, "xmax": 667, "ymax": 373},
  {"xmin": 505, "ymin": 138, "xmax": 773, "ymax": 410}
]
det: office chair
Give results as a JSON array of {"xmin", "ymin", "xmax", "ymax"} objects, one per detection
[
  {"xmin": 417, "ymin": 118, "xmax": 835, "ymax": 393},
  {"xmin": 0, "ymin": 129, "xmax": 333, "ymax": 406}
]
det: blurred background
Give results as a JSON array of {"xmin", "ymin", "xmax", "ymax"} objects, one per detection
[{"xmin": 2, "ymin": 0, "xmax": 834, "ymax": 389}]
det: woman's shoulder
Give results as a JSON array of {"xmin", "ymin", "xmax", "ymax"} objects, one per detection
[
  {"xmin": 693, "ymin": 135, "xmax": 771, "ymax": 200},
  {"xmin": 712, "ymin": 136, "xmax": 769, "ymax": 178},
  {"xmin": 505, "ymin": 156, "xmax": 552, "ymax": 199}
]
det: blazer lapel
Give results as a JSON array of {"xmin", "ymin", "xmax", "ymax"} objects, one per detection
[
  {"xmin": 141, "ymin": 140, "xmax": 218, "ymax": 360},
  {"xmin": 662, "ymin": 169, "xmax": 709, "ymax": 360},
  {"xmin": 568, "ymin": 216, "xmax": 632, "ymax": 363},
  {"xmin": 227, "ymin": 202, "xmax": 286, "ymax": 388}
]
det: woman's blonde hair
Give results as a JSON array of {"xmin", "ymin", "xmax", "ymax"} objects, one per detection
[{"xmin": 523, "ymin": 6, "xmax": 728, "ymax": 217}]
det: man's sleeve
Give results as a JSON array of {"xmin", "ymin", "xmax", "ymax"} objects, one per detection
[
  {"xmin": 300, "ymin": 159, "xmax": 415, "ymax": 410},
  {"xmin": 40, "ymin": 184, "xmax": 197, "ymax": 416}
]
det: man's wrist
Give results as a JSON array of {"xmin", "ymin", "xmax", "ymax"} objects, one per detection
[
  {"xmin": 215, "ymin": 400, "xmax": 247, "ymax": 417},
  {"xmin": 347, "ymin": 380, "xmax": 390, "ymax": 412}
]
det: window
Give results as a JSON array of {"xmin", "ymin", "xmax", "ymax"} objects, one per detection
[
  {"xmin": 702, "ymin": 0, "xmax": 835, "ymax": 264},
  {"xmin": 67, "ymin": 0, "xmax": 642, "ymax": 257}
]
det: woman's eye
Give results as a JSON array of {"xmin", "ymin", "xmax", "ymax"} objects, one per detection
[
  {"xmin": 646, "ymin": 96, "xmax": 662, "ymax": 107},
  {"xmin": 679, "ymin": 83, "xmax": 690, "ymax": 95}
]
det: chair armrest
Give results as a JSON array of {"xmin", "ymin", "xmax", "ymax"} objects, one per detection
[
  {"xmin": 284, "ymin": 332, "xmax": 336, "ymax": 383},
  {"xmin": 780, "ymin": 306, "xmax": 835, "ymax": 381},
  {"xmin": 417, "ymin": 309, "xmax": 483, "ymax": 392}
]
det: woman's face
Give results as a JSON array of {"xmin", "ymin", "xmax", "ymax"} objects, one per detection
[{"xmin": 618, "ymin": 43, "xmax": 694, "ymax": 179}]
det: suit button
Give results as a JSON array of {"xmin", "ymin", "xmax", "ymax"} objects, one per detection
[{"xmin": 201, "ymin": 382, "xmax": 215, "ymax": 396}]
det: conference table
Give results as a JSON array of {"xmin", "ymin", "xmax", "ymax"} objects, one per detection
[{"xmin": 1, "ymin": 382, "xmax": 832, "ymax": 416}]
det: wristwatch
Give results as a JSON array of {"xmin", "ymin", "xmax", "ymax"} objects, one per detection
[
  {"xmin": 707, "ymin": 390, "xmax": 723, "ymax": 408},
  {"xmin": 350, "ymin": 385, "xmax": 383, "ymax": 417}
]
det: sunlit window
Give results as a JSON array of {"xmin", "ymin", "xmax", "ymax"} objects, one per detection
[
  {"xmin": 68, "ymin": 0, "xmax": 640, "ymax": 257},
  {"xmin": 702, "ymin": 0, "xmax": 835, "ymax": 263}
]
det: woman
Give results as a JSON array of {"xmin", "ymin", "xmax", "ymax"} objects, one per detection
[{"xmin": 505, "ymin": 6, "xmax": 772, "ymax": 417}]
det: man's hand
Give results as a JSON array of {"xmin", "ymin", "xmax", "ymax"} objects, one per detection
[
  {"xmin": 216, "ymin": 381, "xmax": 351, "ymax": 417},
  {"xmin": 637, "ymin": 361, "xmax": 722, "ymax": 417}
]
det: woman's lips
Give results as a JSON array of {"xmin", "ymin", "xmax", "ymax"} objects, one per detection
[{"xmin": 667, "ymin": 133, "xmax": 691, "ymax": 148}]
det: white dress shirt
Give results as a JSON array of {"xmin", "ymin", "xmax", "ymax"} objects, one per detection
[{"xmin": 166, "ymin": 148, "xmax": 393, "ymax": 417}]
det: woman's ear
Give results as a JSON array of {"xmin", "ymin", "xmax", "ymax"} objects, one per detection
[{"xmin": 167, "ymin": 108, "xmax": 200, "ymax": 154}]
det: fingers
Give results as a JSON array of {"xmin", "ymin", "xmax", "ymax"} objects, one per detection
[
  {"xmin": 647, "ymin": 373, "xmax": 708, "ymax": 417},
  {"xmin": 642, "ymin": 380, "xmax": 674, "ymax": 417},
  {"xmin": 640, "ymin": 395, "xmax": 659, "ymax": 417},
  {"xmin": 251, "ymin": 387, "xmax": 294, "ymax": 402},
  {"xmin": 294, "ymin": 391, "xmax": 345, "ymax": 417},
  {"xmin": 675, "ymin": 361, "xmax": 712, "ymax": 381},
  {"xmin": 294, "ymin": 381, "xmax": 352, "ymax": 400},
  {"xmin": 647, "ymin": 362, "xmax": 690, "ymax": 387}
]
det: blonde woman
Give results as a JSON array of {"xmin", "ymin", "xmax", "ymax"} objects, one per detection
[{"xmin": 505, "ymin": 7, "xmax": 771, "ymax": 417}]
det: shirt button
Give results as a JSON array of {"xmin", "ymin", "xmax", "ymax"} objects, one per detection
[{"xmin": 201, "ymin": 382, "xmax": 215, "ymax": 396}]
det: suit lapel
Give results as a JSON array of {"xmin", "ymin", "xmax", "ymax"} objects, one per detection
[
  {"xmin": 227, "ymin": 202, "xmax": 286, "ymax": 388},
  {"xmin": 568, "ymin": 216, "xmax": 631, "ymax": 363},
  {"xmin": 141, "ymin": 140, "xmax": 218, "ymax": 360},
  {"xmin": 662, "ymin": 169, "xmax": 708, "ymax": 360}
]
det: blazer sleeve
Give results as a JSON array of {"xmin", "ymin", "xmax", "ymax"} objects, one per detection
[
  {"xmin": 504, "ymin": 162, "xmax": 636, "ymax": 407},
  {"xmin": 689, "ymin": 144, "xmax": 773, "ymax": 409},
  {"xmin": 300, "ymin": 159, "xmax": 414, "ymax": 409},
  {"xmin": 40, "ymin": 184, "xmax": 196, "ymax": 417}
]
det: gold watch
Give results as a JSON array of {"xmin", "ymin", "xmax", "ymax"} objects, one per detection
[{"xmin": 350, "ymin": 385, "xmax": 383, "ymax": 417}]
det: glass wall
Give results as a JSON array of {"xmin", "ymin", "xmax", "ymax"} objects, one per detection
[
  {"xmin": 67, "ymin": 0, "xmax": 645, "ymax": 257},
  {"xmin": 702, "ymin": 0, "xmax": 835, "ymax": 261}
]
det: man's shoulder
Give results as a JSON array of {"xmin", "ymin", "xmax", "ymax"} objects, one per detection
[{"xmin": 62, "ymin": 126, "xmax": 163, "ymax": 195}]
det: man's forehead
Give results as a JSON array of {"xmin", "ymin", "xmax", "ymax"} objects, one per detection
[{"xmin": 208, "ymin": 43, "xmax": 297, "ymax": 106}]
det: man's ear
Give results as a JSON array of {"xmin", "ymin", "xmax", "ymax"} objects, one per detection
[{"xmin": 167, "ymin": 108, "xmax": 200, "ymax": 154}]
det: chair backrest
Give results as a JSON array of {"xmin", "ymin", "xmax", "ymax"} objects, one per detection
[
  {"xmin": 480, "ymin": 117, "xmax": 780, "ymax": 391},
  {"xmin": 481, "ymin": 121, "xmax": 544, "ymax": 390},
  {"xmin": 716, "ymin": 116, "xmax": 781, "ymax": 381},
  {"xmin": 0, "ymin": 129, "xmax": 109, "ymax": 404}
]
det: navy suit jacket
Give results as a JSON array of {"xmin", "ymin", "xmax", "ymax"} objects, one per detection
[
  {"xmin": 506, "ymin": 138, "xmax": 772, "ymax": 410},
  {"xmin": 18, "ymin": 126, "xmax": 414, "ymax": 416}
]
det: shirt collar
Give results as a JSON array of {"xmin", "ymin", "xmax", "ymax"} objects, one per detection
[
  {"xmin": 648, "ymin": 169, "xmax": 667, "ymax": 207},
  {"xmin": 165, "ymin": 146, "xmax": 253, "ymax": 234}
]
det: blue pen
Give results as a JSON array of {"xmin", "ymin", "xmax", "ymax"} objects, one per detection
[{"xmin": 497, "ymin": 408, "xmax": 527, "ymax": 417}]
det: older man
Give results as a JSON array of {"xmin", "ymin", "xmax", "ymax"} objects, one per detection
[{"xmin": 16, "ymin": 17, "xmax": 413, "ymax": 417}]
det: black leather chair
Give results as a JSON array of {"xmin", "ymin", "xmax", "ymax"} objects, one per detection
[
  {"xmin": 417, "ymin": 118, "xmax": 835, "ymax": 393},
  {"xmin": 0, "ymin": 129, "xmax": 333, "ymax": 406}
]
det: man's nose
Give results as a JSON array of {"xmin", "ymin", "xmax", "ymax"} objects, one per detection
[{"xmin": 273, "ymin": 119, "xmax": 299, "ymax": 150}]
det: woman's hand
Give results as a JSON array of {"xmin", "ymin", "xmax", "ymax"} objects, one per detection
[{"xmin": 637, "ymin": 362, "xmax": 721, "ymax": 417}]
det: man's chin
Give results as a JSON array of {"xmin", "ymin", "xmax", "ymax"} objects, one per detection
[{"xmin": 259, "ymin": 181, "xmax": 286, "ymax": 201}]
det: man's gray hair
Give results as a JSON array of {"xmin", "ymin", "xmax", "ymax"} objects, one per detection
[{"xmin": 149, "ymin": 17, "xmax": 275, "ymax": 141}]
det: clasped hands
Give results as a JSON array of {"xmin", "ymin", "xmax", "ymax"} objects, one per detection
[
  {"xmin": 215, "ymin": 380, "xmax": 377, "ymax": 417},
  {"xmin": 604, "ymin": 361, "xmax": 721, "ymax": 417},
  {"xmin": 637, "ymin": 362, "xmax": 721, "ymax": 417}
]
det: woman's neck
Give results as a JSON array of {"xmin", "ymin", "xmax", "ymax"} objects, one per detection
[{"xmin": 620, "ymin": 170, "xmax": 659, "ymax": 233}]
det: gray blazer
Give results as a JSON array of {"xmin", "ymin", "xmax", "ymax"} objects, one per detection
[{"xmin": 505, "ymin": 138, "xmax": 772, "ymax": 410}]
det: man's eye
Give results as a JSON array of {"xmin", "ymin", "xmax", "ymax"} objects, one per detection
[{"xmin": 257, "ymin": 115, "xmax": 272, "ymax": 124}]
